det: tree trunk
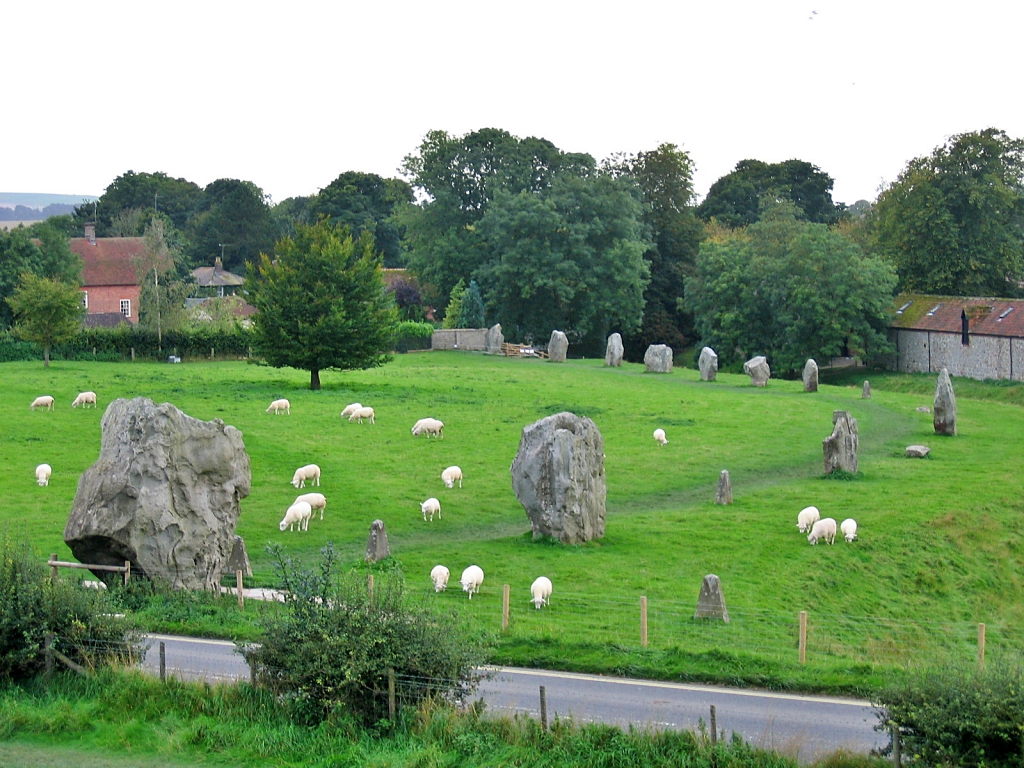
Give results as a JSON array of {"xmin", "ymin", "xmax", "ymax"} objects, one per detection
[
  {"xmin": 43, "ymin": 345, "xmax": 50, "ymax": 367},
  {"xmin": 310, "ymin": 369, "xmax": 321, "ymax": 390}
]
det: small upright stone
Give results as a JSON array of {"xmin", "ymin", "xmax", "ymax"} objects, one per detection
[
  {"xmin": 862, "ymin": 380, "xmax": 872, "ymax": 399},
  {"xmin": 715, "ymin": 470, "xmax": 733, "ymax": 505},
  {"xmin": 694, "ymin": 574, "xmax": 730, "ymax": 623},
  {"xmin": 225, "ymin": 535, "xmax": 253, "ymax": 578},
  {"xmin": 823, "ymin": 410, "xmax": 859, "ymax": 474},
  {"xmin": 485, "ymin": 323, "xmax": 504, "ymax": 355},
  {"xmin": 743, "ymin": 356, "xmax": 771, "ymax": 386},
  {"xmin": 605, "ymin": 333, "xmax": 623, "ymax": 367},
  {"xmin": 802, "ymin": 359, "xmax": 818, "ymax": 392},
  {"xmin": 906, "ymin": 445, "xmax": 931, "ymax": 458},
  {"xmin": 548, "ymin": 330, "xmax": 568, "ymax": 362},
  {"xmin": 644, "ymin": 344, "xmax": 673, "ymax": 373},
  {"xmin": 934, "ymin": 368, "xmax": 957, "ymax": 435},
  {"xmin": 365, "ymin": 519, "xmax": 391, "ymax": 562},
  {"xmin": 699, "ymin": 347, "xmax": 718, "ymax": 382}
]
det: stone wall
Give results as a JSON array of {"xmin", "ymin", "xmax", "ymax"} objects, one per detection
[
  {"xmin": 431, "ymin": 328, "xmax": 488, "ymax": 351},
  {"xmin": 891, "ymin": 329, "xmax": 1024, "ymax": 381}
]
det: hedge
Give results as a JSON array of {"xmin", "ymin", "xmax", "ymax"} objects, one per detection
[{"xmin": 0, "ymin": 326, "xmax": 255, "ymax": 362}]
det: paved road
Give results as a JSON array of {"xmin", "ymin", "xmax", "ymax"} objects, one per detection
[{"xmin": 143, "ymin": 634, "xmax": 885, "ymax": 764}]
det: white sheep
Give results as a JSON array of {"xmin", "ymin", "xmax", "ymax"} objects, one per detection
[
  {"xmin": 30, "ymin": 396, "xmax": 55, "ymax": 411},
  {"xmin": 291, "ymin": 464, "xmax": 321, "ymax": 488},
  {"xmin": 293, "ymin": 492, "xmax": 327, "ymax": 520},
  {"xmin": 841, "ymin": 518, "xmax": 858, "ymax": 543},
  {"xmin": 653, "ymin": 428, "xmax": 668, "ymax": 446},
  {"xmin": 340, "ymin": 402, "xmax": 363, "ymax": 419},
  {"xmin": 421, "ymin": 497, "xmax": 441, "ymax": 522},
  {"xmin": 35, "ymin": 463, "xmax": 51, "ymax": 486},
  {"xmin": 441, "ymin": 466, "xmax": 463, "ymax": 489},
  {"xmin": 530, "ymin": 576, "xmax": 553, "ymax": 609},
  {"xmin": 459, "ymin": 565, "xmax": 484, "ymax": 599},
  {"xmin": 279, "ymin": 500, "xmax": 312, "ymax": 532},
  {"xmin": 348, "ymin": 406, "xmax": 375, "ymax": 424},
  {"xmin": 808, "ymin": 517, "xmax": 838, "ymax": 546},
  {"xmin": 430, "ymin": 565, "xmax": 450, "ymax": 592},
  {"xmin": 266, "ymin": 398, "xmax": 291, "ymax": 415},
  {"xmin": 411, "ymin": 417, "xmax": 444, "ymax": 438},
  {"xmin": 71, "ymin": 391, "xmax": 97, "ymax": 409},
  {"xmin": 796, "ymin": 506, "xmax": 821, "ymax": 534}
]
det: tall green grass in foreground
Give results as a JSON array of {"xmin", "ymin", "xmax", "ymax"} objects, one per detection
[{"xmin": 2, "ymin": 354, "xmax": 1023, "ymax": 691}]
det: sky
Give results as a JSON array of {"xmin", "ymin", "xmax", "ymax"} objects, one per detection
[{"xmin": 4, "ymin": 1, "xmax": 1022, "ymax": 208}]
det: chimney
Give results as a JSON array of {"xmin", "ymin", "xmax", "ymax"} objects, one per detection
[
  {"xmin": 214, "ymin": 256, "xmax": 223, "ymax": 272},
  {"xmin": 84, "ymin": 222, "xmax": 96, "ymax": 245}
]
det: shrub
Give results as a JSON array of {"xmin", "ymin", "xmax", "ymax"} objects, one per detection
[{"xmin": 394, "ymin": 321, "xmax": 434, "ymax": 353}]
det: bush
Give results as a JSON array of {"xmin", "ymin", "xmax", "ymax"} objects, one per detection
[
  {"xmin": 242, "ymin": 544, "xmax": 486, "ymax": 725},
  {"xmin": 394, "ymin": 321, "xmax": 434, "ymax": 353}
]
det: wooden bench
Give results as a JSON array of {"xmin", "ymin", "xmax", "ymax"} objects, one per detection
[{"xmin": 501, "ymin": 342, "xmax": 548, "ymax": 359}]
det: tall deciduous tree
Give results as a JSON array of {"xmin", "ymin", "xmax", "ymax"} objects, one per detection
[
  {"xmin": 136, "ymin": 218, "xmax": 191, "ymax": 346},
  {"xmin": 0, "ymin": 226, "xmax": 82, "ymax": 329},
  {"xmin": 75, "ymin": 170, "xmax": 202, "ymax": 234},
  {"xmin": 186, "ymin": 179, "xmax": 279, "ymax": 273},
  {"xmin": 250, "ymin": 220, "xmax": 396, "ymax": 390},
  {"xmin": 871, "ymin": 128, "xmax": 1024, "ymax": 296},
  {"xmin": 7, "ymin": 273, "xmax": 85, "ymax": 366}
]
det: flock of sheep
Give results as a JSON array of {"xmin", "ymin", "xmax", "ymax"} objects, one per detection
[
  {"xmin": 28, "ymin": 391, "xmax": 97, "ymax": 486},
  {"xmin": 797, "ymin": 506, "xmax": 858, "ymax": 545}
]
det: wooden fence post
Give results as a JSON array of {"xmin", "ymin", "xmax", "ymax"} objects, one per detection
[
  {"xmin": 388, "ymin": 668, "xmax": 396, "ymax": 720},
  {"xmin": 44, "ymin": 634, "xmax": 54, "ymax": 675},
  {"xmin": 131, "ymin": 347, "xmax": 135, "ymax": 362},
  {"xmin": 710, "ymin": 704, "xmax": 717, "ymax": 746},
  {"xmin": 978, "ymin": 623, "xmax": 986, "ymax": 671},
  {"xmin": 368, "ymin": 574, "xmax": 375, "ymax": 605},
  {"xmin": 236, "ymin": 570, "xmax": 244, "ymax": 611},
  {"xmin": 502, "ymin": 584, "xmax": 510, "ymax": 631},
  {"xmin": 50, "ymin": 553, "xmax": 58, "ymax": 582},
  {"xmin": 159, "ymin": 641, "xmax": 166, "ymax": 682},
  {"xmin": 640, "ymin": 596, "xmax": 648, "ymax": 647},
  {"xmin": 892, "ymin": 725, "xmax": 902, "ymax": 767},
  {"xmin": 124, "ymin": 560, "xmax": 131, "ymax": 586},
  {"xmin": 539, "ymin": 685, "xmax": 548, "ymax": 731},
  {"xmin": 210, "ymin": 347, "xmax": 214, "ymax": 361},
  {"xmin": 799, "ymin": 611, "xmax": 808, "ymax": 664}
]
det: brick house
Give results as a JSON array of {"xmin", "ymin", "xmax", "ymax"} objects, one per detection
[{"xmin": 71, "ymin": 224, "xmax": 142, "ymax": 325}]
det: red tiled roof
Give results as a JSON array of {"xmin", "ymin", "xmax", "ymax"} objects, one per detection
[
  {"xmin": 892, "ymin": 294, "xmax": 1024, "ymax": 338},
  {"xmin": 71, "ymin": 237, "xmax": 143, "ymax": 288}
]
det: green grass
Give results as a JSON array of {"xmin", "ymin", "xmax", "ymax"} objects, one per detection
[{"xmin": 3, "ymin": 353, "xmax": 1024, "ymax": 691}]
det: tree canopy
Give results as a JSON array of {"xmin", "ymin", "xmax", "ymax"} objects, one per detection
[
  {"xmin": 76, "ymin": 170, "xmax": 202, "ymax": 234},
  {"xmin": 0, "ymin": 226, "xmax": 82, "ymax": 330},
  {"xmin": 871, "ymin": 128, "xmax": 1024, "ymax": 296},
  {"xmin": 185, "ymin": 179, "xmax": 279, "ymax": 273},
  {"xmin": 249, "ymin": 219, "xmax": 396, "ymax": 390},
  {"xmin": 7, "ymin": 272, "xmax": 86, "ymax": 366}
]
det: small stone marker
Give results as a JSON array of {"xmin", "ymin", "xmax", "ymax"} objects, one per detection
[
  {"xmin": 743, "ymin": 356, "xmax": 770, "ymax": 386},
  {"xmin": 916, "ymin": 406, "xmax": 931, "ymax": 413},
  {"xmin": 934, "ymin": 368, "xmax": 957, "ymax": 435},
  {"xmin": 694, "ymin": 574, "xmax": 730, "ymax": 623},
  {"xmin": 823, "ymin": 410, "xmax": 859, "ymax": 474},
  {"xmin": 906, "ymin": 445, "xmax": 931, "ymax": 458},
  {"xmin": 225, "ymin": 535, "xmax": 253, "ymax": 578},
  {"xmin": 548, "ymin": 330, "xmax": 568, "ymax": 362},
  {"xmin": 644, "ymin": 344, "xmax": 673, "ymax": 373},
  {"xmin": 862, "ymin": 380, "xmax": 872, "ymax": 399},
  {"xmin": 605, "ymin": 333, "xmax": 623, "ymax": 367},
  {"xmin": 699, "ymin": 346, "xmax": 718, "ymax": 381},
  {"xmin": 485, "ymin": 324, "xmax": 504, "ymax": 355},
  {"xmin": 715, "ymin": 470, "xmax": 732, "ymax": 505},
  {"xmin": 802, "ymin": 359, "xmax": 818, "ymax": 392},
  {"xmin": 365, "ymin": 519, "xmax": 391, "ymax": 562}
]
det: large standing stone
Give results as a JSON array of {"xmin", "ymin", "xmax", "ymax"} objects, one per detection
[
  {"xmin": 644, "ymin": 344, "xmax": 673, "ymax": 373},
  {"xmin": 743, "ymin": 356, "xmax": 771, "ymax": 386},
  {"xmin": 934, "ymin": 368, "xmax": 957, "ymax": 435},
  {"xmin": 605, "ymin": 333, "xmax": 623, "ymax": 367},
  {"xmin": 862, "ymin": 380, "xmax": 872, "ymax": 399},
  {"xmin": 365, "ymin": 519, "xmax": 391, "ymax": 562},
  {"xmin": 823, "ymin": 410, "xmax": 859, "ymax": 474},
  {"xmin": 802, "ymin": 359, "xmax": 818, "ymax": 392},
  {"xmin": 906, "ymin": 445, "xmax": 931, "ymax": 458},
  {"xmin": 548, "ymin": 330, "xmax": 568, "ymax": 362},
  {"xmin": 485, "ymin": 323, "xmax": 504, "ymax": 355},
  {"xmin": 693, "ymin": 574, "xmax": 730, "ymax": 623},
  {"xmin": 715, "ymin": 470, "xmax": 733, "ymax": 505},
  {"xmin": 510, "ymin": 412, "xmax": 606, "ymax": 544},
  {"xmin": 699, "ymin": 347, "xmax": 718, "ymax": 382},
  {"xmin": 64, "ymin": 397, "xmax": 251, "ymax": 589}
]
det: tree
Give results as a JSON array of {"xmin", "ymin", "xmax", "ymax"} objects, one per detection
[
  {"xmin": 871, "ymin": 128, "xmax": 1024, "ymax": 296},
  {"xmin": 0, "ymin": 228, "xmax": 44, "ymax": 329},
  {"xmin": 249, "ymin": 220, "xmax": 397, "ymax": 390},
  {"xmin": 33, "ymin": 221, "xmax": 82, "ymax": 285},
  {"xmin": 457, "ymin": 279, "xmax": 485, "ymax": 328},
  {"xmin": 136, "ymin": 218, "xmax": 191, "ymax": 347},
  {"xmin": 7, "ymin": 273, "xmax": 86, "ymax": 366},
  {"xmin": 75, "ymin": 170, "xmax": 202, "ymax": 234},
  {"xmin": 441, "ymin": 278, "xmax": 466, "ymax": 329},
  {"xmin": 185, "ymin": 179, "xmax": 279, "ymax": 273},
  {"xmin": 685, "ymin": 201, "xmax": 896, "ymax": 374}
]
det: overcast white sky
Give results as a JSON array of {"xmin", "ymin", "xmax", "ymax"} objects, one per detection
[{"xmin": 4, "ymin": 1, "xmax": 1022, "ymax": 207}]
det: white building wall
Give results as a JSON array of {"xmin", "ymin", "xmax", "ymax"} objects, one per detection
[{"xmin": 892, "ymin": 329, "xmax": 1024, "ymax": 381}]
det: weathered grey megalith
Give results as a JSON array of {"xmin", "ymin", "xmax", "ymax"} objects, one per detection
[
  {"xmin": 365, "ymin": 519, "xmax": 391, "ymax": 562},
  {"xmin": 823, "ymin": 410, "xmax": 859, "ymax": 474},
  {"xmin": 715, "ymin": 470, "xmax": 733, "ymax": 505},
  {"xmin": 743, "ymin": 356, "xmax": 771, "ymax": 386},
  {"xmin": 225, "ymin": 535, "xmax": 253, "ymax": 578},
  {"xmin": 694, "ymin": 574, "xmax": 730, "ymax": 623},
  {"xmin": 802, "ymin": 359, "xmax": 818, "ymax": 392},
  {"xmin": 548, "ymin": 330, "xmax": 568, "ymax": 362},
  {"xmin": 510, "ymin": 412, "xmax": 606, "ymax": 544},
  {"xmin": 906, "ymin": 445, "xmax": 931, "ymax": 458},
  {"xmin": 862, "ymin": 380, "xmax": 872, "ymax": 399},
  {"xmin": 699, "ymin": 347, "xmax": 718, "ymax": 382},
  {"xmin": 64, "ymin": 397, "xmax": 251, "ymax": 589},
  {"xmin": 644, "ymin": 344, "xmax": 673, "ymax": 373},
  {"xmin": 934, "ymin": 368, "xmax": 957, "ymax": 435},
  {"xmin": 605, "ymin": 333, "xmax": 623, "ymax": 367},
  {"xmin": 485, "ymin": 323, "xmax": 504, "ymax": 354}
]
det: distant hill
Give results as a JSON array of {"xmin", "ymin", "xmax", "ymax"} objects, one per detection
[
  {"xmin": 0, "ymin": 192, "xmax": 98, "ymax": 210},
  {"xmin": 0, "ymin": 203, "xmax": 77, "ymax": 221}
]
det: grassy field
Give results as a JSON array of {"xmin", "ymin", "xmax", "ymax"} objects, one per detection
[{"xmin": 3, "ymin": 353, "xmax": 1023, "ymax": 691}]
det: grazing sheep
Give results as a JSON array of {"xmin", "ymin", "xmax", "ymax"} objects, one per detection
[
  {"xmin": 266, "ymin": 398, "xmax": 291, "ymax": 415},
  {"xmin": 841, "ymin": 518, "xmax": 858, "ymax": 543},
  {"xmin": 348, "ymin": 406, "xmax": 375, "ymax": 424},
  {"xmin": 796, "ymin": 506, "xmax": 821, "ymax": 534},
  {"xmin": 421, "ymin": 497, "xmax": 441, "ymax": 522},
  {"xmin": 459, "ymin": 565, "xmax": 484, "ymax": 599},
  {"xmin": 530, "ymin": 576, "xmax": 553, "ymax": 609},
  {"xmin": 291, "ymin": 464, "xmax": 321, "ymax": 489},
  {"xmin": 35, "ymin": 463, "xmax": 51, "ymax": 486},
  {"xmin": 294, "ymin": 492, "xmax": 327, "ymax": 520},
  {"xmin": 71, "ymin": 391, "xmax": 97, "ymax": 409},
  {"xmin": 430, "ymin": 565, "xmax": 450, "ymax": 592},
  {"xmin": 441, "ymin": 466, "xmax": 463, "ymax": 489},
  {"xmin": 653, "ymin": 428, "xmax": 668, "ymax": 446},
  {"xmin": 808, "ymin": 517, "xmax": 838, "ymax": 546},
  {"xmin": 411, "ymin": 417, "xmax": 444, "ymax": 438},
  {"xmin": 30, "ymin": 396, "xmax": 55, "ymax": 411},
  {"xmin": 279, "ymin": 500, "xmax": 312, "ymax": 532},
  {"xmin": 340, "ymin": 402, "xmax": 363, "ymax": 419}
]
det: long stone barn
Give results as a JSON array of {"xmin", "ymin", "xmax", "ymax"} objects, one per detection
[{"xmin": 890, "ymin": 294, "xmax": 1024, "ymax": 381}]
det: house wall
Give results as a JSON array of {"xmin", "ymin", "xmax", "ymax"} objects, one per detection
[
  {"xmin": 431, "ymin": 329, "xmax": 487, "ymax": 351},
  {"xmin": 82, "ymin": 286, "xmax": 140, "ymax": 324},
  {"xmin": 891, "ymin": 329, "xmax": 1024, "ymax": 381}
]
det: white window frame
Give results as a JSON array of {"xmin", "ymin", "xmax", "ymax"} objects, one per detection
[
  {"xmin": 81, "ymin": 291, "xmax": 88, "ymax": 309},
  {"xmin": 120, "ymin": 299, "xmax": 131, "ymax": 317}
]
